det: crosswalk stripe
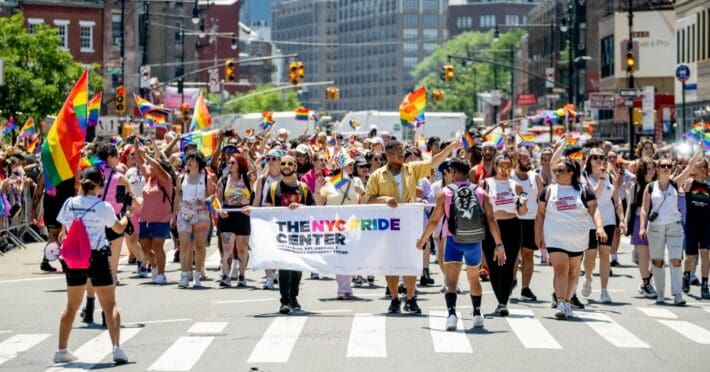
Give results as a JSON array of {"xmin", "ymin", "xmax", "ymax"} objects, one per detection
[
  {"xmin": 46, "ymin": 328, "xmax": 142, "ymax": 372},
  {"xmin": 575, "ymin": 311, "xmax": 649, "ymax": 348},
  {"xmin": 148, "ymin": 337, "xmax": 214, "ymax": 371},
  {"xmin": 0, "ymin": 334, "xmax": 51, "ymax": 366},
  {"xmin": 703, "ymin": 308, "xmax": 710, "ymax": 314},
  {"xmin": 206, "ymin": 251, "xmax": 221, "ymax": 270},
  {"xmin": 657, "ymin": 320, "xmax": 710, "ymax": 344},
  {"xmin": 346, "ymin": 313, "xmax": 386, "ymax": 358},
  {"xmin": 187, "ymin": 322, "xmax": 228, "ymax": 336},
  {"xmin": 506, "ymin": 309, "xmax": 562, "ymax": 349},
  {"xmin": 247, "ymin": 317, "xmax": 307, "ymax": 363},
  {"xmin": 428, "ymin": 311, "xmax": 473, "ymax": 353},
  {"xmin": 636, "ymin": 307, "xmax": 678, "ymax": 319}
]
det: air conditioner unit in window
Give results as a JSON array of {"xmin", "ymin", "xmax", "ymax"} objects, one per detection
[{"xmin": 113, "ymin": 37, "xmax": 122, "ymax": 45}]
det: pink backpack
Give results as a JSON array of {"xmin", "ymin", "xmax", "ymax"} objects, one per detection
[{"xmin": 61, "ymin": 200, "xmax": 100, "ymax": 270}]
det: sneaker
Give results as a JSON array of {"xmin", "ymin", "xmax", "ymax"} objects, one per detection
[
  {"xmin": 41, "ymin": 261, "xmax": 58, "ymax": 272},
  {"xmin": 564, "ymin": 302, "xmax": 574, "ymax": 317},
  {"xmin": 656, "ymin": 294, "xmax": 666, "ymax": 304},
  {"xmin": 479, "ymin": 267, "xmax": 490, "ymax": 282},
  {"xmin": 682, "ymin": 275, "xmax": 691, "ymax": 294},
  {"xmin": 219, "ymin": 275, "xmax": 231, "ymax": 287},
  {"xmin": 581, "ymin": 278, "xmax": 592, "ymax": 297},
  {"xmin": 237, "ymin": 275, "xmax": 247, "ymax": 288},
  {"xmin": 384, "ymin": 286, "xmax": 392, "ymax": 299},
  {"xmin": 193, "ymin": 273, "xmax": 202, "ymax": 287},
  {"xmin": 172, "ymin": 250, "xmax": 180, "ymax": 263},
  {"xmin": 551, "ymin": 292, "xmax": 558, "ymax": 308},
  {"xmin": 494, "ymin": 304, "xmax": 509, "ymax": 317},
  {"xmin": 406, "ymin": 297, "xmax": 422, "ymax": 314},
  {"xmin": 600, "ymin": 289, "xmax": 612, "ymax": 304},
  {"xmin": 263, "ymin": 276, "xmax": 275, "ymax": 290},
  {"xmin": 639, "ymin": 283, "xmax": 657, "ymax": 298},
  {"xmin": 290, "ymin": 300, "xmax": 302, "ymax": 311},
  {"xmin": 446, "ymin": 314, "xmax": 458, "ymax": 331},
  {"xmin": 520, "ymin": 287, "xmax": 537, "ymax": 302},
  {"xmin": 388, "ymin": 298, "xmax": 401, "ymax": 314},
  {"xmin": 80, "ymin": 307, "xmax": 94, "ymax": 324},
  {"xmin": 611, "ymin": 258, "xmax": 620, "ymax": 267},
  {"xmin": 53, "ymin": 350, "xmax": 78, "ymax": 363},
  {"xmin": 367, "ymin": 276, "xmax": 375, "ymax": 286},
  {"xmin": 702, "ymin": 285, "xmax": 710, "ymax": 299},
  {"xmin": 112, "ymin": 346, "xmax": 128, "ymax": 365},
  {"xmin": 472, "ymin": 314, "xmax": 484, "ymax": 328},
  {"xmin": 279, "ymin": 304, "xmax": 291, "ymax": 314},
  {"xmin": 555, "ymin": 301, "xmax": 567, "ymax": 319},
  {"xmin": 128, "ymin": 256, "xmax": 137, "ymax": 264},
  {"xmin": 178, "ymin": 272, "xmax": 189, "ymax": 288},
  {"xmin": 310, "ymin": 273, "xmax": 320, "ymax": 279},
  {"xmin": 354, "ymin": 277, "xmax": 365, "ymax": 287},
  {"xmin": 569, "ymin": 295, "xmax": 585, "ymax": 309},
  {"xmin": 673, "ymin": 294, "xmax": 686, "ymax": 306},
  {"xmin": 397, "ymin": 283, "xmax": 406, "ymax": 294},
  {"xmin": 152, "ymin": 273, "xmax": 167, "ymax": 285},
  {"xmin": 690, "ymin": 273, "xmax": 700, "ymax": 286}
]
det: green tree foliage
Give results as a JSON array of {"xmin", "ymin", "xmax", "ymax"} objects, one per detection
[
  {"xmin": 220, "ymin": 85, "xmax": 301, "ymax": 113},
  {"xmin": 0, "ymin": 13, "xmax": 103, "ymax": 124},
  {"xmin": 412, "ymin": 29, "xmax": 525, "ymax": 118}
]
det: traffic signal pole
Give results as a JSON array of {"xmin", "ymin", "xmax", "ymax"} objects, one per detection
[{"xmin": 627, "ymin": 0, "xmax": 635, "ymax": 160}]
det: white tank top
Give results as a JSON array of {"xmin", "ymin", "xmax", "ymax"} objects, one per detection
[
  {"xmin": 586, "ymin": 174, "xmax": 616, "ymax": 226},
  {"xmin": 512, "ymin": 171, "xmax": 538, "ymax": 220},
  {"xmin": 648, "ymin": 181, "xmax": 682, "ymax": 226},
  {"xmin": 181, "ymin": 172, "xmax": 206, "ymax": 202},
  {"xmin": 485, "ymin": 178, "xmax": 518, "ymax": 214},
  {"xmin": 544, "ymin": 184, "xmax": 593, "ymax": 252}
]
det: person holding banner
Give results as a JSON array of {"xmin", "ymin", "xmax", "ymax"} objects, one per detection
[
  {"xmin": 365, "ymin": 139, "xmax": 460, "ymax": 314},
  {"xmin": 417, "ymin": 158, "xmax": 504, "ymax": 329}
]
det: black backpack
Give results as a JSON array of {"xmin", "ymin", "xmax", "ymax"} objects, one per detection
[{"xmin": 446, "ymin": 184, "xmax": 486, "ymax": 244}]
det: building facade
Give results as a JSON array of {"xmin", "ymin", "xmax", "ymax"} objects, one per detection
[
  {"xmin": 447, "ymin": 0, "xmax": 537, "ymax": 38},
  {"xmin": 195, "ymin": 0, "xmax": 241, "ymax": 93}
]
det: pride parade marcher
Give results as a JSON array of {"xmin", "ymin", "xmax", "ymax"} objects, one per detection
[{"xmin": 682, "ymin": 156, "xmax": 710, "ymax": 298}]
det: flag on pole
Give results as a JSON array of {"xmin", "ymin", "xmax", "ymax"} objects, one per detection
[
  {"xmin": 349, "ymin": 119, "xmax": 361, "ymax": 130},
  {"xmin": 399, "ymin": 87, "xmax": 426, "ymax": 128},
  {"xmin": 461, "ymin": 131, "xmax": 475, "ymax": 150},
  {"xmin": 518, "ymin": 133, "xmax": 536, "ymax": 147},
  {"xmin": 27, "ymin": 134, "xmax": 40, "ymax": 153},
  {"xmin": 295, "ymin": 107, "xmax": 310, "ymax": 121},
  {"xmin": 3, "ymin": 116, "xmax": 16, "ymax": 135},
  {"xmin": 260, "ymin": 111, "xmax": 275, "ymax": 130},
  {"xmin": 189, "ymin": 92, "xmax": 212, "ymax": 132},
  {"xmin": 485, "ymin": 128, "xmax": 505, "ymax": 150},
  {"xmin": 19, "ymin": 118, "xmax": 36, "ymax": 139},
  {"xmin": 182, "ymin": 129, "xmax": 219, "ymax": 157},
  {"xmin": 133, "ymin": 93, "xmax": 170, "ymax": 116},
  {"xmin": 145, "ymin": 112, "xmax": 167, "ymax": 128},
  {"xmin": 88, "ymin": 92, "xmax": 102, "ymax": 127}
]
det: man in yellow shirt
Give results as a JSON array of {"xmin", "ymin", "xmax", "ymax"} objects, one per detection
[{"xmin": 365, "ymin": 139, "xmax": 461, "ymax": 314}]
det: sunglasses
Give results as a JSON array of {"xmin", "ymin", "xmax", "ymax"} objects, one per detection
[
  {"xmin": 658, "ymin": 164, "xmax": 673, "ymax": 169},
  {"xmin": 372, "ymin": 157, "xmax": 385, "ymax": 162},
  {"xmin": 312, "ymin": 158, "xmax": 323, "ymax": 162},
  {"xmin": 553, "ymin": 168, "xmax": 570, "ymax": 174},
  {"xmin": 281, "ymin": 161, "xmax": 296, "ymax": 167},
  {"xmin": 265, "ymin": 156, "xmax": 279, "ymax": 161},
  {"xmin": 228, "ymin": 161, "xmax": 237, "ymax": 165},
  {"xmin": 590, "ymin": 155, "xmax": 606, "ymax": 161}
]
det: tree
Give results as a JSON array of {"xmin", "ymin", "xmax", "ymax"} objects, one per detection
[
  {"xmin": 0, "ymin": 13, "xmax": 103, "ymax": 125},
  {"xmin": 412, "ymin": 29, "xmax": 525, "ymax": 120},
  {"xmin": 219, "ymin": 85, "xmax": 302, "ymax": 113}
]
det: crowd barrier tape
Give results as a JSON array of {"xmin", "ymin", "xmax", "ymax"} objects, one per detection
[{"xmin": 0, "ymin": 187, "xmax": 45, "ymax": 249}]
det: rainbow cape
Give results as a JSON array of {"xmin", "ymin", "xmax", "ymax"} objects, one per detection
[
  {"xmin": 329, "ymin": 171, "xmax": 348, "ymax": 190},
  {"xmin": 189, "ymin": 92, "xmax": 212, "ymax": 132},
  {"xmin": 182, "ymin": 129, "xmax": 219, "ymax": 157},
  {"xmin": 461, "ymin": 131, "xmax": 475, "ymax": 150},
  {"xmin": 399, "ymin": 86, "xmax": 426, "ymax": 128},
  {"xmin": 3, "ymin": 116, "xmax": 16, "ymax": 135},
  {"xmin": 295, "ymin": 107, "xmax": 310, "ymax": 121},
  {"xmin": 133, "ymin": 93, "xmax": 170, "ymax": 116},
  {"xmin": 19, "ymin": 118, "xmax": 36, "ymax": 139},
  {"xmin": 88, "ymin": 92, "xmax": 102, "ymax": 127},
  {"xmin": 349, "ymin": 119, "xmax": 361, "ymax": 130}
]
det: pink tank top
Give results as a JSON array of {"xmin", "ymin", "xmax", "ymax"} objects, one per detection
[
  {"xmin": 98, "ymin": 167, "xmax": 122, "ymax": 214},
  {"xmin": 442, "ymin": 181, "xmax": 485, "ymax": 238}
]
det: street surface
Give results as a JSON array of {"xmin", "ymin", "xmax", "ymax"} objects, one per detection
[{"xmin": 1, "ymin": 237, "xmax": 709, "ymax": 371}]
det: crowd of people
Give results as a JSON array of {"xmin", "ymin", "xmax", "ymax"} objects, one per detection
[{"xmin": 6, "ymin": 122, "xmax": 705, "ymax": 364}]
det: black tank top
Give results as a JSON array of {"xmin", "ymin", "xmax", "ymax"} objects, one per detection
[{"xmin": 686, "ymin": 180, "xmax": 710, "ymax": 222}]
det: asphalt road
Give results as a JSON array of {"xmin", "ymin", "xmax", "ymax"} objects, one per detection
[{"xmin": 1, "ymin": 237, "xmax": 709, "ymax": 372}]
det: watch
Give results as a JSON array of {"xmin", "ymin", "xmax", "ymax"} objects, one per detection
[{"xmin": 495, "ymin": 243, "xmax": 504, "ymax": 249}]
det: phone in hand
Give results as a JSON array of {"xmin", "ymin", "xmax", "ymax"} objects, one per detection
[{"xmin": 519, "ymin": 192, "xmax": 528, "ymax": 205}]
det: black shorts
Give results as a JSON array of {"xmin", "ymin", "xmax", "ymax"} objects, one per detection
[
  {"xmin": 588, "ymin": 225, "xmax": 617, "ymax": 249},
  {"xmin": 218, "ymin": 211, "xmax": 251, "ymax": 236},
  {"xmin": 520, "ymin": 219, "xmax": 537, "ymax": 250},
  {"xmin": 105, "ymin": 227, "xmax": 124, "ymax": 242},
  {"xmin": 685, "ymin": 221, "xmax": 710, "ymax": 255},
  {"xmin": 547, "ymin": 247, "xmax": 584, "ymax": 258},
  {"xmin": 42, "ymin": 180, "xmax": 76, "ymax": 229},
  {"xmin": 61, "ymin": 250, "xmax": 114, "ymax": 287}
]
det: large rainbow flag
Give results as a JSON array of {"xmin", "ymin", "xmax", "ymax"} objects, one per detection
[
  {"xmin": 88, "ymin": 92, "xmax": 102, "ymax": 127},
  {"xmin": 189, "ymin": 91, "xmax": 212, "ymax": 132},
  {"xmin": 399, "ymin": 86, "xmax": 426, "ymax": 128},
  {"xmin": 133, "ymin": 93, "xmax": 170, "ymax": 116},
  {"xmin": 41, "ymin": 70, "xmax": 89, "ymax": 189},
  {"xmin": 484, "ymin": 127, "xmax": 505, "ymax": 150},
  {"xmin": 182, "ymin": 129, "xmax": 219, "ymax": 157}
]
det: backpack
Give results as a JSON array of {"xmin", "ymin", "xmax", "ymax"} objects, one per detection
[
  {"xmin": 269, "ymin": 181, "xmax": 310, "ymax": 206},
  {"xmin": 446, "ymin": 184, "xmax": 486, "ymax": 244},
  {"xmin": 61, "ymin": 200, "xmax": 101, "ymax": 270}
]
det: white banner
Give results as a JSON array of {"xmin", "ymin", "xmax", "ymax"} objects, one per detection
[{"xmin": 249, "ymin": 204, "xmax": 425, "ymax": 275}]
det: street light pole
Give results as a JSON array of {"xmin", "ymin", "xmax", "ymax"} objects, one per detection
[{"xmin": 627, "ymin": 0, "xmax": 635, "ymax": 160}]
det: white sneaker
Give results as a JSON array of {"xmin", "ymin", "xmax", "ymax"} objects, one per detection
[
  {"xmin": 53, "ymin": 350, "xmax": 78, "ymax": 363},
  {"xmin": 193, "ymin": 272, "xmax": 202, "ymax": 287},
  {"xmin": 600, "ymin": 289, "xmax": 612, "ymax": 304},
  {"xmin": 230, "ymin": 262, "xmax": 239, "ymax": 280},
  {"xmin": 456, "ymin": 285, "xmax": 463, "ymax": 294},
  {"xmin": 112, "ymin": 346, "xmax": 128, "ymax": 365},
  {"xmin": 555, "ymin": 301, "xmax": 567, "ymax": 319},
  {"xmin": 656, "ymin": 293, "xmax": 666, "ymax": 304},
  {"xmin": 263, "ymin": 276, "xmax": 275, "ymax": 290},
  {"xmin": 564, "ymin": 302, "xmax": 574, "ymax": 317},
  {"xmin": 472, "ymin": 314, "xmax": 484, "ymax": 328},
  {"xmin": 445, "ymin": 314, "xmax": 458, "ymax": 331},
  {"xmin": 178, "ymin": 272, "xmax": 189, "ymax": 288},
  {"xmin": 581, "ymin": 278, "xmax": 592, "ymax": 297},
  {"xmin": 673, "ymin": 294, "xmax": 686, "ymax": 306},
  {"xmin": 152, "ymin": 273, "xmax": 167, "ymax": 285}
]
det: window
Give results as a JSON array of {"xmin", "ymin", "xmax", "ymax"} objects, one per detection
[
  {"xmin": 505, "ymin": 15, "xmax": 519, "ymax": 25},
  {"xmin": 403, "ymin": 43, "xmax": 418, "ymax": 53},
  {"xmin": 423, "ymin": 43, "xmax": 437, "ymax": 53},
  {"xmin": 422, "ymin": 29, "xmax": 438, "ymax": 40},
  {"xmin": 403, "ymin": 57, "xmax": 418, "ymax": 68},
  {"xmin": 480, "ymin": 15, "xmax": 496, "ymax": 28},
  {"xmin": 53, "ymin": 20, "xmax": 69, "ymax": 49},
  {"xmin": 112, "ymin": 14, "xmax": 122, "ymax": 46},
  {"xmin": 27, "ymin": 18, "xmax": 43, "ymax": 34},
  {"xmin": 403, "ymin": 0, "xmax": 418, "ymax": 11},
  {"xmin": 423, "ymin": 15, "xmax": 439, "ymax": 26},
  {"xmin": 403, "ymin": 28, "xmax": 418, "ymax": 39},
  {"xmin": 600, "ymin": 35, "xmax": 614, "ymax": 78},
  {"xmin": 79, "ymin": 21, "xmax": 95, "ymax": 52},
  {"xmin": 423, "ymin": 0, "xmax": 438, "ymax": 11},
  {"xmin": 456, "ymin": 16, "xmax": 472, "ymax": 29},
  {"xmin": 404, "ymin": 14, "xmax": 418, "ymax": 26}
]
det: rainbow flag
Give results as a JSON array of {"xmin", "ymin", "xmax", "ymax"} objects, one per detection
[
  {"xmin": 260, "ymin": 111, "xmax": 275, "ymax": 130},
  {"xmin": 461, "ymin": 131, "xmax": 475, "ymax": 150},
  {"xmin": 88, "ymin": 92, "xmax": 102, "ymax": 127},
  {"xmin": 295, "ymin": 107, "xmax": 310, "ymax": 121},
  {"xmin": 245, "ymin": 129, "xmax": 254, "ymax": 137},
  {"xmin": 349, "ymin": 119, "xmax": 361, "ymax": 130},
  {"xmin": 485, "ymin": 128, "xmax": 505, "ymax": 150},
  {"xmin": 133, "ymin": 93, "xmax": 170, "ymax": 116},
  {"xmin": 399, "ymin": 86, "xmax": 426, "ymax": 127},
  {"xmin": 27, "ymin": 134, "xmax": 40, "ymax": 153},
  {"xmin": 69, "ymin": 71, "xmax": 89, "ymax": 134},
  {"xmin": 145, "ymin": 112, "xmax": 167, "ymax": 128},
  {"xmin": 41, "ymin": 71, "xmax": 88, "ymax": 189},
  {"xmin": 78, "ymin": 154, "xmax": 105, "ymax": 170},
  {"xmin": 205, "ymin": 196, "xmax": 222, "ymax": 216},
  {"xmin": 3, "ymin": 116, "xmax": 16, "ymax": 135},
  {"xmin": 685, "ymin": 123, "xmax": 710, "ymax": 150},
  {"xmin": 417, "ymin": 134, "xmax": 427, "ymax": 151},
  {"xmin": 329, "ymin": 171, "xmax": 348, "ymax": 190},
  {"xmin": 112, "ymin": 136, "xmax": 123, "ymax": 149},
  {"xmin": 182, "ymin": 129, "xmax": 219, "ymax": 157},
  {"xmin": 519, "ymin": 133, "xmax": 535, "ymax": 147},
  {"xmin": 189, "ymin": 92, "xmax": 212, "ymax": 132},
  {"xmin": 567, "ymin": 151, "xmax": 584, "ymax": 160},
  {"xmin": 19, "ymin": 118, "xmax": 36, "ymax": 139}
]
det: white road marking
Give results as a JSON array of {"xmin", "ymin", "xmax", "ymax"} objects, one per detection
[
  {"xmin": 215, "ymin": 298, "xmax": 278, "ymax": 304},
  {"xmin": 123, "ymin": 318, "xmax": 192, "ymax": 325},
  {"xmin": 428, "ymin": 311, "xmax": 473, "ymax": 353},
  {"xmin": 657, "ymin": 320, "xmax": 710, "ymax": 344},
  {"xmin": 187, "ymin": 322, "xmax": 228, "ymax": 336},
  {"xmin": 312, "ymin": 309, "xmax": 352, "ymax": 313},
  {"xmin": 46, "ymin": 328, "xmax": 141, "ymax": 372},
  {"xmin": 247, "ymin": 317, "xmax": 307, "ymax": 363},
  {"xmin": 506, "ymin": 309, "xmax": 562, "ymax": 349},
  {"xmin": 704, "ymin": 308, "xmax": 710, "ymax": 314},
  {"xmin": 0, "ymin": 276, "xmax": 63, "ymax": 285},
  {"xmin": 0, "ymin": 334, "xmax": 51, "ymax": 366},
  {"xmin": 346, "ymin": 314, "xmax": 386, "ymax": 358},
  {"xmin": 206, "ymin": 251, "xmax": 221, "ymax": 269},
  {"xmin": 148, "ymin": 337, "xmax": 214, "ymax": 371},
  {"xmin": 575, "ymin": 311, "xmax": 649, "ymax": 348},
  {"xmin": 636, "ymin": 307, "xmax": 678, "ymax": 319}
]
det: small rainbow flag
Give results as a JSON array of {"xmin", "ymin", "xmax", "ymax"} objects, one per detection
[
  {"xmin": 189, "ymin": 91, "xmax": 212, "ymax": 132},
  {"xmin": 27, "ymin": 134, "xmax": 40, "ymax": 153},
  {"xmin": 399, "ymin": 86, "xmax": 426, "ymax": 128},
  {"xmin": 461, "ymin": 131, "xmax": 475, "ymax": 150},
  {"xmin": 88, "ymin": 92, "xmax": 102, "ymax": 127},
  {"xmin": 245, "ymin": 129, "xmax": 254, "ymax": 137},
  {"xmin": 145, "ymin": 112, "xmax": 167, "ymax": 128},
  {"xmin": 260, "ymin": 111, "xmax": 275, "ymax": 130},
  {"xmin": 417, "ymin": 134, "xmax": 427, "ymax": 151},
  {"xmin": 112, "ymin": 136, "xmax": 123, "ymax": 149},
  {"xmin": 685, "ymin": 123, "xmax": 710, "ymax": 150},
  {"xmin": 519, "ymin": 133, "xmax": 535, "ymax": 147},
  {"xmin": 79, "ymin": 154, "xmax": 105, "ymax": 170},
  {"xmin": 567, "ymin": 151, "xmax": 584, "ymax": 160},
  {"xmin": 204, "ymin": 196, "xmax": 222, "ymax": 216},
  {"xmin": 485, "ymin": 128, "xmax": 505, "ymax": 150},
  {"xmin": 349, "ymin": 119, "xmax": 361, "ymax": 130},
  {"xmin": 19, "ymin": 118, "xmax": 36, "ymax": 139},
  {"xmin": 182, "ymin": 129, "xmax": 219, "ymax": 157},
  {"xmin": 295, "ymin": 107, "xmax": 310, "ymax": 121},
  {"xmin": 3, "ymin": 116, "xmax": 16, "ymax": 135},
  {"xmin": 133, "ymin": 93, "xmax": 170, "ymax": 116},
  {"xmin": 329, "ymin": 171, "xmax": 348, "ymax": 190}
]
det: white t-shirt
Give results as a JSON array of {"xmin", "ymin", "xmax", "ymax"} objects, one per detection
[
  {"xmin": 57, "ymin": 195, "xmax": 118, "ymax": 250},
  {"xmin": 126, "ymin": 167, "xmax": 145, "ymax": 199}
]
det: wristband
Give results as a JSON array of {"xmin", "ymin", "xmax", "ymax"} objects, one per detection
[{"xmin": 495, "ymin": 243, "xmax": 504, "ymax": 249}]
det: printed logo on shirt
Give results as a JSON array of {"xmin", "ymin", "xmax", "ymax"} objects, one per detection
[
  {"xmin": 494, "ymin": 191, "xmax": 515, "ymax": 206},
  {"xmin": 555, "ymin": 196, "xmax": 578, "ymax": 211}
]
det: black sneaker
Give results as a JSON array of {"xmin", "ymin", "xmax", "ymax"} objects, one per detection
[
  {"xmin": 570, "ymin": 294, "xmax": 585, "ymax": 309},
  {"xmin": 494, "ymin": 304, "xmax": 509, "ymax": 317},
  {"xmin": 702, "ymin": 285, "xmax": 710, "ymax": 299},
  {"xmin": 80, "ymin": 307, "xmax": 93, "ymax": 324},
  {"xmin": 290, "ymin": 300, "xmax": 301, "ymax": 311},
  {"xmin": 172, "ymin": 250, "xmax": 180, "ymax": 263},
  {"xmin": 550, "ymin": 292, "xmax": 558, "ymax": 308},
  {"xmin": 682, "ymin": 275, "xmax": 691, "ymax": 294},
  {"xmin": 388, "ymin": 298, "xmax": 401, "ymax": 314},
  {"xmin": 40, "ymin": 261, "xmax": 57, "ymax": 272},
  {"xmin": 690, "ymin": 276, "xmax": 700, "ymax": 286},
  {"xmin": 520, "ymin": 287, "xmax": 537, "ymax": 302},
  {"xmin": 384, "ymin": 286, "xmax": 392, "ymax": 299},
  {"xmin": 610, "ymin": 259, "xmax": 620, "ymax": 267},
  {"xmin": 398, "ymin": 283, "xmax": 406, "ymax": 294},
  {"xmin": 406, "ymin": 298, "xmax": 421, "ymax": 314},
  {"xmin": 279, "ymin": 304, "xmax": 291, "ymax": 314}
]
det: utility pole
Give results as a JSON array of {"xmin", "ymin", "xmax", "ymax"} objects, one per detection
[
  {"xmin": 510, "ymin": 48, "xmax": 515, "ymax": 125},
  {"xmin": 180, "ymin": 24, "xmax": 185, "ymax": 104},
  {"xmin": 493, "ymin": 58, "xmax": 498, "ymax": 125},
  {"xmin": 627, "ymin": 0, "xmax": 635, "ymax": 160},
  {"xmin": 142, "ymin": 1, "xmax": 150, "ymax": 97},
  {"xmin": 549, "ymin": 20, "xmax": 555, "ymax": 144},
  {"xmin": 120, "ymin": 0, "xmax": 125, "ymax": 85}
]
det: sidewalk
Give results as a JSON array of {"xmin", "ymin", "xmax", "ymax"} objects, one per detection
[{"xmin": 0, "ymin": 241, "xmax": 64, "ymax": 282}]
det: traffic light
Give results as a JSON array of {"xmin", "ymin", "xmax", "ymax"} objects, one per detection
[
  {"xmin": 625, "ymin": 50, "xmax": 635, "ymax": 74},
  {"xmin": 225, "ymin": 59, "xmax": 235, "ymax": 82},
  {"xmin": 432, "ymin": 89, "xmax": 444, "ymax": 102},
  {"xmin": 181, "ymin": 103, "xmax": 190, "ymax": 121},
  {"xmin": 325, "ymin": 86, "xmax": 339, "ymax": 101},
  {"xmin": 115, "ymin": 86, "xmax": 126, "ymax": 114},
  {"xmin": 289, "ymin": 62, "xmax": 299, "ymax": 86},
  {"xmin": 296, "ymin": 61, "xmax": 304, "ymax": 81},
  {"xmin": 442, "ymin": 64, "xmax": 454, "ymax": 82}
]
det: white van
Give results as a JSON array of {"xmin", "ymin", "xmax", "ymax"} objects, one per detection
[
  {"xmin": 335, "ymin": 111, "xmax": 467, "ymax": 141},
  {"xmin": 213, "ymin": 112, "xmax": 320, "ymax": 138}
]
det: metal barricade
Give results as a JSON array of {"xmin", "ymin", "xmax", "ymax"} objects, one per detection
[{"xmin": 0, "ymin": 186, "xmax": 45, "ymax": 249}]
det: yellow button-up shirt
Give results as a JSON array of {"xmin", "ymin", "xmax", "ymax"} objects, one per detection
[{"xmin": 365, "ymin": 160, "xmax": 432, "ymax": 203}]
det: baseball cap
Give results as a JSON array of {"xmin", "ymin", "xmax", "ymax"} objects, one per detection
[
  {"xmin": 295, "ymin": 144, "xmax": 310, "ymax": 155},
  {"xmin": 267, "ymin": 149, "xmax": 285, "ymax": 158},
  {"xmin": 335, "ymin": 153, "xmax": 354, "ymax": 169},
  {"xmin": 371, "ymin": 137, "xmax": 384, "ymax": 145},
  {"xmin": 277, "ymin": 128, "xmax": 289, "ymax": 136}
]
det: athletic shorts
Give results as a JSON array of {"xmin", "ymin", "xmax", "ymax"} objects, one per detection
[
  {"xmin": 520, "ymin": 219, "xmax": 537, "ymax": 250},
  {"xmin": 684, "ymin": 221, "xmax": 710, "ymax": 255},
  {"xmin": 443, "ymin": 236, "xmax": 482, "ymax": 266},
  {"xmin": 139, "ymin": 222, "xmax": 171, "ymax": 240},
  {"xmin": 61, "ymin": 250, "xmax": 114, "ymax": 287},
  {"xmin": 588, "ymin": 225, "xmax": 617, "ymax": 249},
  {"xmin": 546, "ymin": 247, "xmax": 584, "ymax": 258},
  {"xmin": 218, "ymin": 211, "xmax": 251, "ymax": 236}
]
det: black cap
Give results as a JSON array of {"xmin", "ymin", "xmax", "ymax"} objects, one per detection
[{"xmin": 80, "ymin": 166, "xmax": 103, "ymax": 185}]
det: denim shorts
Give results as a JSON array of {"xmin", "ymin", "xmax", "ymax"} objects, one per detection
[{"xmin": 139, "ymin": 222, "xmax": 171, "ymax": 240}]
